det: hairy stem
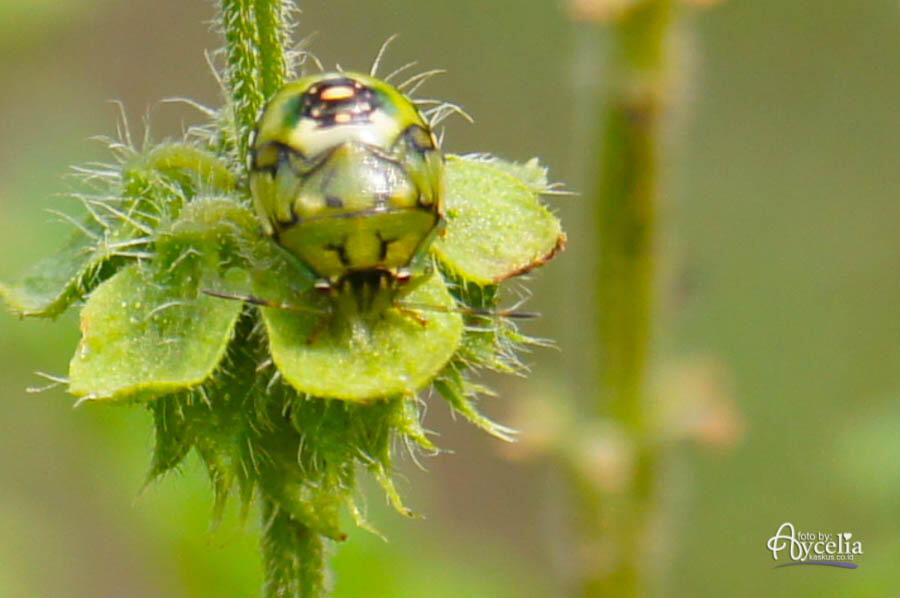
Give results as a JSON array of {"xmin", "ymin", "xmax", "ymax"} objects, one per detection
[
  {"xmin": 254, "ymin": 0, "xmax": 290, "ymax": 99},
  {"xmin": 221, "ymin": 0, "xmax": 265, "ymax": 165},
  {"xmin": 219, "ymin": 4, "xmax": 332, "ymax": 596},
  {"xmin": 261, "ymin": 499, "xmax": 327, "ymax": 598},
  {"xmin": 577, "ymin": 0, "xmax": 675, "ymax": 596}
]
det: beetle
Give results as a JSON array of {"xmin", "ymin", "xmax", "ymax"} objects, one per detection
[
  {"xmin": 248, "ymin": 72, "xmax": 444, "ymax": 297},
  {"xmin": 204, "ymin": 71, "xmax": 535, "ymax": 327}
]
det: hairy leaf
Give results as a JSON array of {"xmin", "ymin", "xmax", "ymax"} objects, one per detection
[
  {"xmin": 148, "ymin": 394, "xmax": 195, "ymax": 481},
  {"xmin": 0, "ymin": 219, "xmax": 108, "ymax": 318},
  {"xmin": 261, "ymin": 272, "xmax": 463, "ymax": 401},
  {"xmin": 68, "ymin": 198, "xmax": 254, "ymax": 402},
  {"xmin": 434, "ymin": 155, "xmax": 566, "ymax": 285},
  {"xmin": 0, "ymin": 146, "xmax": 226, "ymax": 319},
  {"xmin": 69, "ymin": 263, "xmax": 246, "ymax": 402}
]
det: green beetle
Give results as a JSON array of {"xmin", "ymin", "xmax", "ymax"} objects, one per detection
[{"xmin": 249, "ymin": 72, "xmax": 443, "ymax": 293}]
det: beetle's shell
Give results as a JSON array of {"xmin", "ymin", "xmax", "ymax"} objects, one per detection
[{"xmin": 249, "ymin": 72, "xmax": 443, "ymax": 281}]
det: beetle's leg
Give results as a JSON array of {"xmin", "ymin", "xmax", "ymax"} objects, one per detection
[
  {"xmin": 391, "ymin": 258, "xmax": 433, "ymax": 298},
  {"xmin": 387, "ymin": 263, "xmax": 431, "ymax": 327},
  {"xmin": 392, "ymin": 303, "xmax": 428, "ymax": 327}
]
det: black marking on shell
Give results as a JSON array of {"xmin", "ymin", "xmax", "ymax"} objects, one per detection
[
  {"xmin": 301, "ymin": 76, "xmax": 381, "ymax": 128},
  {"xmin": 284, "ymin": 145, "xmax": 336, "ymax": 178},
  {"xmin": 375, "ymin": 231, "xmax": 392, "ymax": 261},
  {"xmin": 325, "ymin": 241, "xmax": 351, "ymax": 266},
  {"xmin": 251, "ymin": 141, "xmax": 306, "ymax": 175},
  {"xmin": 273, "ymin": 203, "xmax": 300, "ymax": 231},
  {"xmin": 404, "ymin": 125, "xmax": 436, "ymax": 153}
]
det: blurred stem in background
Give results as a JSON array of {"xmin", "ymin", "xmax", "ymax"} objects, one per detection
[
  {"xmin": 569, "ymin": 0, "xmax": 675, "ymax": 595},
  {"xmin": 556, "ymin": 0, "xmax": 735, "ymax": 595}
]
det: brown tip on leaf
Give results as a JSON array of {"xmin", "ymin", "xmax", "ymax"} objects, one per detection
[{"xmin": 492, "ymin": 232, "xmax": 568, "ymax": 283}]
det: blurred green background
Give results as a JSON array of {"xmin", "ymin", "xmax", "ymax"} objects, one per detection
[{"xmin": 1, "ymin": 0, "xmax": 898, "ymax": 596}]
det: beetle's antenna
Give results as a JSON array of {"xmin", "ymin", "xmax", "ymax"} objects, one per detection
[
  {"xmin": 395, "ymin": 302, "xmax": 540, "ymax": 320},
  {"xmin": 371, "ymin": 34, "xmax": 399, "ymax": 77},
  {"xmin": 203, "ymin": 289, "xmax": 327, "ymax": 315}
]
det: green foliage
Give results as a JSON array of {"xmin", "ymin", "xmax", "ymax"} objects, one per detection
[
  {"xmin": 434, "ymin": 156, "xmax": 566, "ymax": 285},
  {"xmin": 0, "ymin": 141, "xmax": 234, "ymax": 319},
  {"xmin": 0, "ymin": 218, "xmax": 107, "ymax": 318},
  {"xmin": 261, "ymin": 271, "xmax": 463, "ymax": 401},
  {"xmin": 68, "ymin": 197, "xmax": 252, "ymax": 401},
  {"xmin": 69, "ymin": 262, "xmax": 246, "ymax": 402},
  {"xmin": 0, "ymin": 2, "xmax": 565, "ymax": 597}
]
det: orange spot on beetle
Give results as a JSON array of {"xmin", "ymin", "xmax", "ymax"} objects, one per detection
[{"xmin": 321, "ymin": 86, "xmax": 356, "ymax": 101}]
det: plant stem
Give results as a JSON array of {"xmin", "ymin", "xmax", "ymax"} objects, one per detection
[
  {"xmin": 261, "ymin": 499, "xmax": 327, "ymax": 598},
  {"xmin": 595, "ymin": 0, "xmax": 671, "ymax": 428},
  {"xmin": 222, "ymin": 0, "xmax": 264, "ymax": 164},
  {"xmin": 577, "ymin": 0, "xmax": 675, "ymax": 595},
  {"xmin": 220, "ymin": 4, "xmax": 328, "ymax": 596},
  {"xmin": 254, "ymin": 0, "xmax": 290, "ymax": 99},
  {"xmin": 221, "ymin": 0, "xmax": 291, "ymax": 166}
]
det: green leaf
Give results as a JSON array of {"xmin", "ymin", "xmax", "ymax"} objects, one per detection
[
  {"xmin": 434, "ymin": 365, "xmax": 516, "ymax": 442},
  {"xmin": 261, "ymin": 272, "xmax": 463, "ymax": 401},
  {"xmin": 444, "ymin": 275, "xmax": 526, "ymax": 375},
  {"xmin": 0, "ymin": 219, "xmax": 106, "ymax": 318},
  {"xmin": 147, "ymin": 395, "xmax": 194, "ymax": 481},
  {"xmin": 254, "ymin": 397, "xmax": 353, "ymax": 539},
  {"xmin": 434, "ymin": 155, "xmax": 566, "ymax": 285},
  {"xmin": 143, "ymin": 144, "xmax": 236, "ymax": 192},
  {"xmin": 0, "ymin": 205, "xmax": 154, "ymax": 319},
  {"xmin": 162, "ymin": 195, "xmax": 259, "ymax": 248},
  {"xmin": 68, "ymin": 263, "xmax": 246, "ymax": 402},
  {"xmin": 0, "ymin": 145, "xmax": 221, "ymax": 319},
  {"xmin": 68, "ymin": 198, "xmax": 254, "ymax": 402},
  {"xmin": 485, "ymin": 156, "xmax": 551, "ymax": 192}
]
